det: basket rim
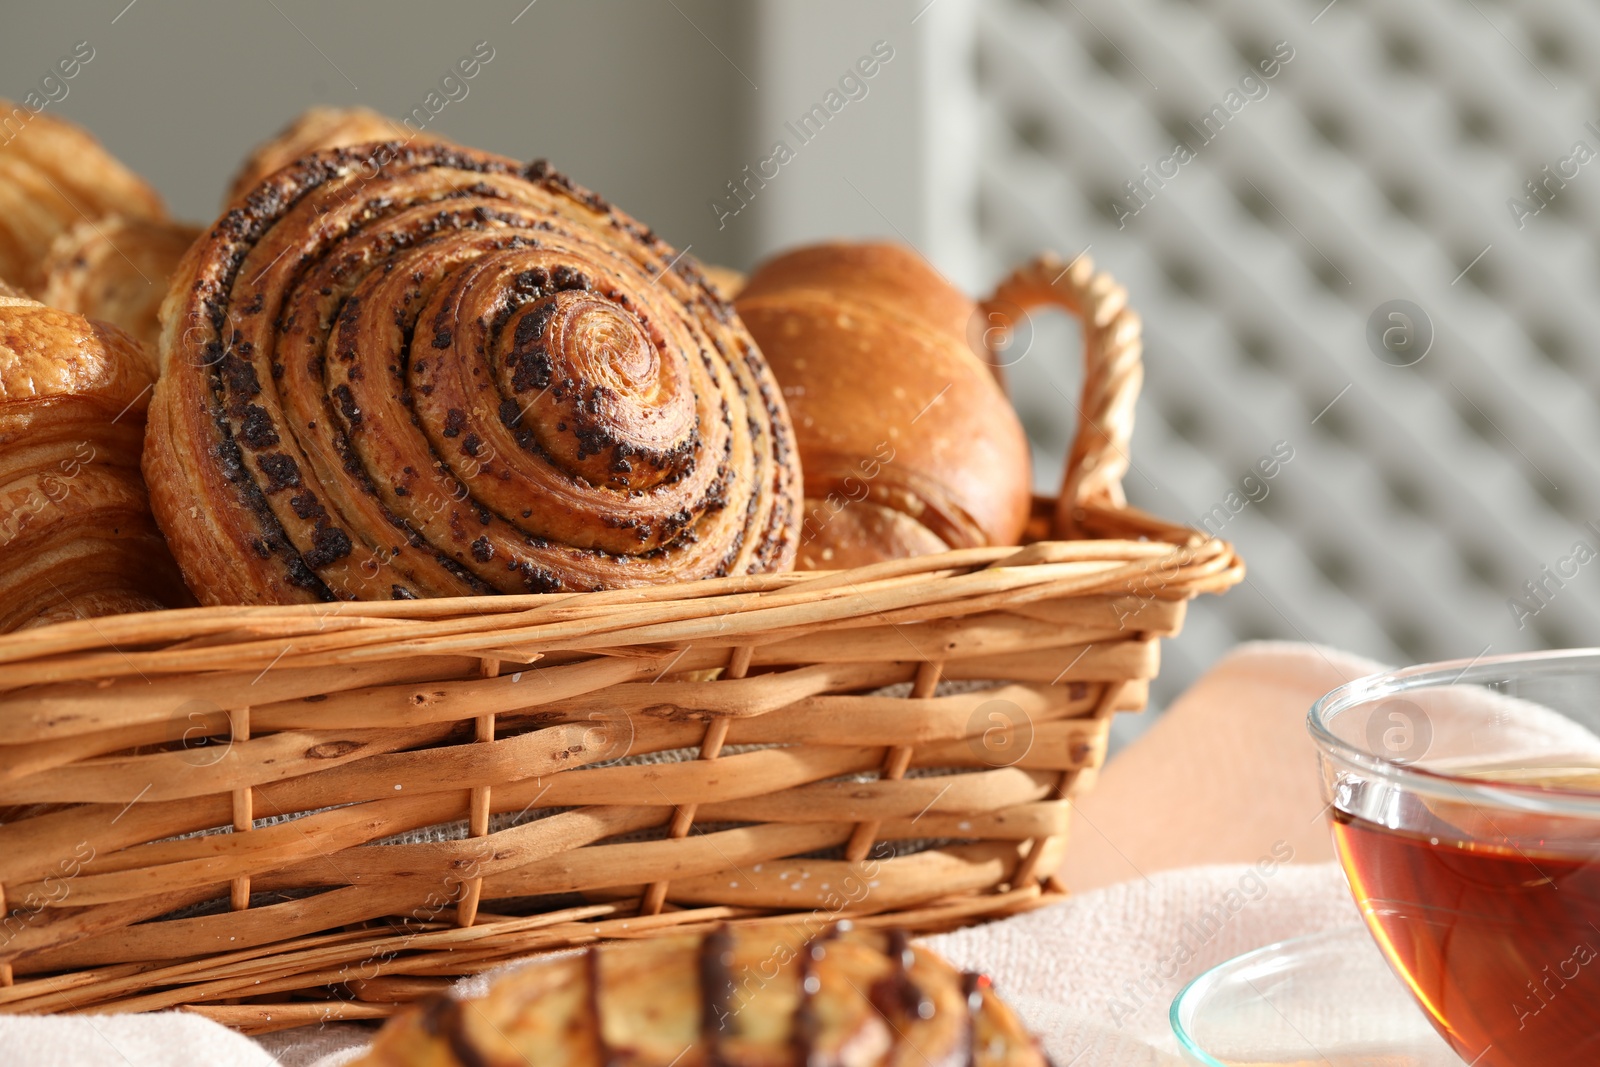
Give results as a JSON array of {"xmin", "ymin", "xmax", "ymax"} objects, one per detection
[{"xmin": 0, "ymin": 529, "xmax": 1241, "ymax": 688}]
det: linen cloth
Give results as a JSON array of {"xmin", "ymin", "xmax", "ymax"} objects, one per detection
[
  {"xmin": 0, "ymin": 641, "xmax": 1386, "ymax": 1065},
  {"xmin": 0, "ymin": 863, "xmax": 1364, "ymax": 1067}
]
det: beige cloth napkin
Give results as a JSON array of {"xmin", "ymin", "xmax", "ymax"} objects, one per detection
[
  {"xmin": 927, "ymin": 861, "xmax": 1359, "ymax": 1065},
  {"xmin": 0, "ymin": 641, "xmax": 1383, "ymax": 1066},
  {"xmin": 0, "ymin": 863, "xmax": 1362, "ymax": 1067},
  {"xmin": 1063, "ymin": 640, "xmax": 1388, "ymax": 890}
]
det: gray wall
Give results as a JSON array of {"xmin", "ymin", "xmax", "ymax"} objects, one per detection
[{"xmin": 2, "ymin": 0, "xmax": 757, "ymax": 268}]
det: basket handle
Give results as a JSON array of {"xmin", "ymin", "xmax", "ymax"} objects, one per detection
[{"xmin": 978, "ymin": 252, "xmax": 1143, "ymax": 540}]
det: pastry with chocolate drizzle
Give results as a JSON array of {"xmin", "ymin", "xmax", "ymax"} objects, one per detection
[{"xmin": 357, "ymin": 923, "xmax": 1051, "ymax": 1067}]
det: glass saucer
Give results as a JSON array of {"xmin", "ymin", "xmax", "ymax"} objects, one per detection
[{"xmin": 1171, "ymin": 926, "xmax": 1462, "ymax": 1066}]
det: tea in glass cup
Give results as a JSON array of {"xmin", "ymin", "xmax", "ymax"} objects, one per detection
[{"xmin": 1310, "ymin": 651, "xmax": 1600, "ymax": 1066}]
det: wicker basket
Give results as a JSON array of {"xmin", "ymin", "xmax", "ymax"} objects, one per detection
[{"xmin": 0, "ymin": 255, "xmax": 1240, "ymax": 1032}]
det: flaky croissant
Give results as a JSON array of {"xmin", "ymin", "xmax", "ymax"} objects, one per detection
[
  {"xmin": 40, "ymin": 214, "xmax": 202, "ymax": 371},
  {"xmin": 358, "ymin": 925, "xmax": 1050, "ymax": 1067},
  {"xmin": 0, "ymin": 295, "xmax": 187, "ymax": 631},
  {"xmin": 145, "ymin": 143, "xmax": 801, "ymax": 604},
  {"xmin": 0, "ymin": 102, "xmax": 166, "ymax": 293},
  {"xmin": 736, "ymin": 243, "xmax": 1032, "ymax": 571},
  {"xmin": 225, "ymin": 105, "xmax": 448, "ymax": 205}
]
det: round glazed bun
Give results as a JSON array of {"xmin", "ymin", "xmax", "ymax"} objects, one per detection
[{"xmin": 735, "ymin": 241, "xmax": 1032, "ymax": 569}]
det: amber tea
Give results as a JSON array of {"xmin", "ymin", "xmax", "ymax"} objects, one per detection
[{"xmin": 1332, "ymin": 764, "xmax": 1600, "ymax": 1067}]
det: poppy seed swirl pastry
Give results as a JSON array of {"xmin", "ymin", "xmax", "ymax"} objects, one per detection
[
  {"xmin": 143, "ymin": 143, "xmax": 801, "ymax": 604},
  {"xmin": 357, "ymin": 925, "xmax": 1051, "ymax": 1067},
  {"xmin": 224, "ymin": 105, "xmax": 449, "ymax": 206}
]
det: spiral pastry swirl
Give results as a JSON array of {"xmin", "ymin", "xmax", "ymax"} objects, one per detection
[
  {"xmin": 225, "ymin": 106, "xmax": 448, "ymax": 206},
  {"xmin": 145, "ymin": 143, "xmax": 800, "ymax": 604}
]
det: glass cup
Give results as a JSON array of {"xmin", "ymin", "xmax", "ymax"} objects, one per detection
[{"xmin": 1309, "ymin": 649, "xmax": 1600, "ymax": 1067}]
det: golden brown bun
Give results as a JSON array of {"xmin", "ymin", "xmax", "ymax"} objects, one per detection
[
  {"xmin": 0, "ymin": 103, "xmax": 166, "ymax": 294},
  {"xmin": 742, "ymin": 242, "xmax": 974, "ymax": 345},
  {"xmin": 226, "ymin": 106, "xmax": 449, "ymax": 205},
  {"xmin": 357, "ymin": 925, "xmax": 1049, "ymax": 1067},
  {"xmin": 39, "ymin": 214, "xmax": 201, "ymax": 372},
  {"xmin": 0, "ymin": 296, "xmax": 187, "ymax": 631},
  {"xmin": 797, "ymin": 499, "xmax": 950, "ymax": 570},
  {"xmin": 145, "ymin": 145, "xmax": 801, "ymax": 605},
  {"xmin": 736, "ymin": 242, "xmax": 1032, "ymax": 570}
]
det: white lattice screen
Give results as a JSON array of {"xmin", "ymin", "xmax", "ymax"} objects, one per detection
[{"xmin": 968, "ymin": 0, "xmax": 1600, "ymax": 742}]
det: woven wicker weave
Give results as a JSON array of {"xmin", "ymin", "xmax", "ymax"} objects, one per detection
[{"xmin": 0, "ymin": 253, "xmax": 1239, "ymax": 1032}]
